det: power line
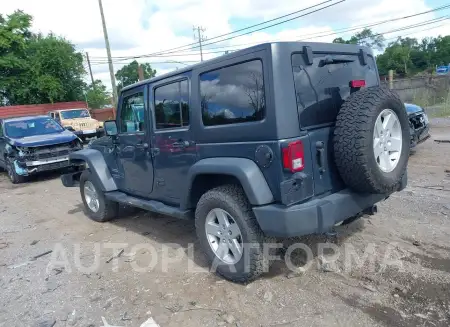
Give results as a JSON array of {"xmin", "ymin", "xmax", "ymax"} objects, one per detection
[
  {"xmin": 88, "ymin": 14, "xmax": 449, "ymax": 69},
  {"xmin": 89, "ymin": 16, "xmax": 449, "ymax": 68},
  {"xmin": 89, "ymin": 0, "xmax": 343, "ymax": 62},
  {"xmin": 90, "ymin": 3, "xmax": 450, "ymax": 62},
  {"xmin": 89, "ymin": 60, "xmax": 198, "ymax": 67},
  {"xmin": 90, "ymin": 0, "xmax": 338, "ymax": 60},
  {"xmin": 298, "ymin": 15, "xmax": 449, "ymax": 42},
  {"xmin": 384, "ymin": 22, "xmax": 450, "ymax": 41}
]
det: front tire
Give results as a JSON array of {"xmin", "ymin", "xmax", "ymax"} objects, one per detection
[
  {"xmin": 6, "ymin": 160, "xmax": 27, "ymax": 184},
  {"xmin": 80, "ymin": 170, "xmax": 118, "ymax": 222},
  {"xmin": 195, "ymin": 185, "xmax": 270, "ymax": 283}
]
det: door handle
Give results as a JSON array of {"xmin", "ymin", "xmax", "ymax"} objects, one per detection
[
  {"xmin": 172, "ymin": 140, "xmax": 189, "ymax": 148},
  {"xmin": 316, "ymin": 141, "xmax": 326, "ymax": 174},
  {"xmin": 136, "ymin": 142, "xmax": 149, "ymax": 149}
]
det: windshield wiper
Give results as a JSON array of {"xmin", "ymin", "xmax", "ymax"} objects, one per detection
[{"xmin": 319, "ymin": 56, "xmax": 355, "ymax": 67}]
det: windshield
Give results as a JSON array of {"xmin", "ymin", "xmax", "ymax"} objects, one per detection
[
  {"xmin": 5, "ymin": 117, "xmax": 64, "ymax": 138},
  {"xmin": 60, "ymin": 109, "xmax": 90, "ymax": 119}
]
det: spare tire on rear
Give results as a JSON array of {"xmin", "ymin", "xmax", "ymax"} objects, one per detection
[{"xmin": 334, "ymin": 87, "xmax": 410, "ymax": 194}]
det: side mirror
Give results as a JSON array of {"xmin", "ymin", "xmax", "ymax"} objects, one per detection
[
  {"xmin": 64, "ymin": 126, "xmax": 75, "ymax": 132},
  {"xmin": 104, "ymin": 120, "xmax": 118, "ymax": 137}
]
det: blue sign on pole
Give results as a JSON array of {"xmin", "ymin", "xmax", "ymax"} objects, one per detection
[{"xmin": 436, "ymin": 65, "xmax": 450, "ymax": 75}]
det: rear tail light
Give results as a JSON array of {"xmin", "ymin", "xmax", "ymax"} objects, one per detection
[
  {"xmin": 350, "ymin": 80, "xmax": 366, "ymax": 88},
  {"xmin": 282, "ymin": 140, "xmax": 304, "ymax": 172}
]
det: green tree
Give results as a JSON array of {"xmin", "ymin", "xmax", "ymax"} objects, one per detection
[
  {"xmin": 333, "ymin": 28, "xmax": 385, "ymax": 50},
  {"xmin": 0, "ymin": 10, "xmax": 86, "ymax": 105},
  {"xmin": 433, "ymin": 35, "xmax": 450, "ymax": 67},
  {"xmin": 377, "ymin": 37, "xmax": 424, "ymax": 76},
  {"xmin": 85, "ymin": 80, "xmax": 111, "ymax": 108},
  {"xmin": 0, "ymin": 10, "xmax": 33, "ymax": 104},
  {"xmin": 115, "ymin": 60, "xmax": 156, "ymax": 91}
]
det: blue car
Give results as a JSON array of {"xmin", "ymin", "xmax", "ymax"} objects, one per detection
[
  {"xmin": 405, "ymin": 103, "xmax": 431, "ymax": 148},
  {"xmin": 0, "ymin": 115, "xmax": 83, "ymax": 183}
]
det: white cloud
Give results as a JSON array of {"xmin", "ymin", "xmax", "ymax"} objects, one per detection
[{"xmin": 3, "ymin": 0, "xmax": 449, "ymax": 89}]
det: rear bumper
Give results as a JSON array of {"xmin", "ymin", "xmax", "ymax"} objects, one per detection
[
  {"xmin": 253, "ymin": 173, "xmax": 407, "ymax": 237},
  {"xmin": 253, "ymin": 190, "xmax": 385, "ymax": 237}
]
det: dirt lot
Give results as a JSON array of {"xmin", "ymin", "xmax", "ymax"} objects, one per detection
[{"xmin": 1, "ymin": 120, "xmax": 450, "ymax": 327}]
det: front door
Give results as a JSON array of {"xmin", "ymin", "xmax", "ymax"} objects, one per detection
[
  {"xmin": 116, "ymin": 86, "xmax": 154, "ymax": 196},
  {"xmin": 151, "ymin": 75, "xmax": 197, "ymax": 204}
]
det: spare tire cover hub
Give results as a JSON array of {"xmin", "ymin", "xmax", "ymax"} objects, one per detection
[{"xmin": 373, "ymin": 109, "xmax": 402, "ymax": 173}]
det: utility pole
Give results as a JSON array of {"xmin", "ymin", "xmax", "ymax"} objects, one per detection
[
  {"xmin": 138, "ymin": 64, "xmax": 144, "ymax": 81},
  {"xmin": 98, "ymin": 0, "xmax": 118, "ymax": 107},
  {"xmin": 193, "ymin": 26, "xmax": 206, "ymax": 61},
  {"xmin": 388, "ymin": 70, "xmax": 394, "ymax": 90},
  {"xmin": 85, "ymin": 52, "xmax": 95, "ymax": 87}
]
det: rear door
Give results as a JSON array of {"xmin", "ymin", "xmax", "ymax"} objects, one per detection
[
  {"xmin": 291, "ymin": 49, "xmax": 379, "ymax": 195},
  {"xmin": 150, "ymin": 73, "xmax": 197, "ymax": 205}
]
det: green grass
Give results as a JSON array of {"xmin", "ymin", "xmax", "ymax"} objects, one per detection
[{"xmin": 428, "ymin": 105, "xmax": 450, "ymax": 118}]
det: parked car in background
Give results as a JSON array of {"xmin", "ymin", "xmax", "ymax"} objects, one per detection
[
  {"xmin": 0, "ymin": 116, "xmax": 83, "ymax": 184},
  {"xmin": 48, "ymin": 108, "xmax": 104, "ymax": 142},
  {"xmin": 405, "ymin": 103, "xmax": 430, "ymax": 148}
]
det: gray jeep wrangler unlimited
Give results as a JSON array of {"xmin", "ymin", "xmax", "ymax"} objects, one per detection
[{"xmin": 61, "ymin": 42, "xmax": 409, "ymax": 282}]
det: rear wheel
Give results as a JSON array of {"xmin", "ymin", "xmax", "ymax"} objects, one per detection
[
  {"xmin": 195, "ymin": 185, "xmax": 270, "ymax": 283},
  {"xmin": 334, "ymin": 88, "xmax": 410, "ymax": 194},
  {"xmin": 80, "ymin": 170, "xmax": 118, "ymax": 222}
]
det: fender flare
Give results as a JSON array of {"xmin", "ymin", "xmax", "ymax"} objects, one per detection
[
  {"xmin": 69, "ymin": 149, "xmax": 117, "ymax": 191},
  {"xmin": 183, "ymin": 157, "xmax": 274, "ymax": 208}
]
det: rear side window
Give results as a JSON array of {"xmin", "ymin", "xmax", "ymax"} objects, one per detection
[
  {"xmin": 154, "ymin": 80, "xmax": 190, "ymax": 129},
  {"xmin": 200, "ymin": 60, "xmax": 265, "ymax": 126},
  {"xmin": 292, "ymin": 52, "xmax": 378, "ymax": 128}
]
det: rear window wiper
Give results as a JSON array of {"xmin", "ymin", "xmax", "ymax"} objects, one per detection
[{"xmin": 318, "ymin": 56, "xmax": 355, "ymax": 67}]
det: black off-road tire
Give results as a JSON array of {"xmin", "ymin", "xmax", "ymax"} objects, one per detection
[
  {"xmin": 334, "ymin": 87, "xmax": 410, "ymax": 194},
  {"xmin": 80, "ymin": 170, "xmax": 118, "ymax": 222},
  {"xmin": 5, "ymin": 160, "xmax": 27, "ymax": 184},
  {"xmin": 195, "ymin": 185, "xmax": 271, "ymax": 283}
]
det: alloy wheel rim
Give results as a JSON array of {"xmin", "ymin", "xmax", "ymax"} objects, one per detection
[
  {"xmin": 84, "ymin": 181, "xmax": 100, "ymax": 213},
  {"xmin": 205, "ymin": 208, "xmax": 243, "ymax": 265},
  {"xmin": 373, "ymin": 108, "xmax": 402, "ymax": 173}
]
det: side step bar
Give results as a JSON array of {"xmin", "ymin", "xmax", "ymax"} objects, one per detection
[{"xmin": 105, "ymin": 191, "xmax": 193, "ymax": 220}]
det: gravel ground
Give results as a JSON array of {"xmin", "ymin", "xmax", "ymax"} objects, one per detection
[{"xmin": 0, "ymin": 119, "xmax": 449, "ymax": 327}]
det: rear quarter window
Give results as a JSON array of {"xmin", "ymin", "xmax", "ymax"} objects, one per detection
[
  {"xmin": 292, "ymin": 52, "xmax": 378, "ymax": 128},
  {"xmin": 200, "ymin": 60, "xmax": 265, "ymax": 126}
]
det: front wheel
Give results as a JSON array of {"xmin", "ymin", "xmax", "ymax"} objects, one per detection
[
  {"xmin": 195, "ymin": 185, "xmax": 270, "ymax": 283},
  {"xmin": 80, "ymin": 170, "xmax": 118, "ymax": 222},
  {"xmin": 6, "ymin": 160, "xmax": 27, "ymax": 184}
]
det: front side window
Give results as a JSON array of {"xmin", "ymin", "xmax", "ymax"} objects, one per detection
[
  {"xmin": 4, "ymin": 118, "xmax": 64, "ymax": 138},
  {"xmin": 154, "ymin": 80, "xmax": 190, "ymax": 129},
  {"xmin": 200, "ymin": 60, "xmax": 265, "ymax": 126},
  {"xmin": 119, "ymin": 92, "xmax": 145, "ymax": 133},
  {"xmin": 60, "ymin": 109, "xmax": 90, "ymax": 119}
]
